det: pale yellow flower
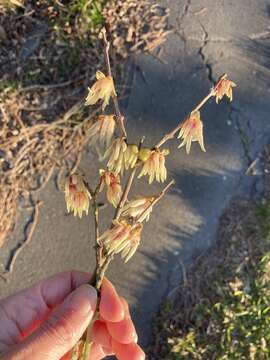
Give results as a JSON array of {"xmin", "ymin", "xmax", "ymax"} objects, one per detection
[
  {"xmin": 87, "ymin": 115, "xmax": 116, "ymax": 149},
  {"xmin": 99, "ymin": 219, "xmax": 131, "ymax": 254},
  {"xmin": 214, "ymin": 74, "xmax": 236, "ymax": 103},
  {"xmin": 124, "ymin": 144, "xmax": 139, "ymax": 170},
  {"xmin": 100, "ymin": 169, "xmax": 122, "ymax": 207},
  {"xmin": 64, "ymin": 174, "xmax": 91, "ymax": 218},
  {"xmin": 138, "ymin": 148, "xmax": 169, "ymax": 184},
  {"xmin": 121, "ymin": 224, "xmax": 143, "ymax": 263},
  {"xmin": 85, "ymin": 70, "xmax": 116, "ymax": 110},
  {"xmin": 178, "ymin": 110, "xmax": 205, "ymax": 154},
  {"xmin": 104, "ymin": 138, "xmax": 127, "ymax": 175},
  {"xmin": 99, "ymin": 220, "xmax": 142, "ymax": 262},
  {"xmin": 2, "ymin": 0, "xmax": 24, "ymax": 9},
  {"xmin": 121, "ymin": 197, "xmax": 154, "ymax": 222}
]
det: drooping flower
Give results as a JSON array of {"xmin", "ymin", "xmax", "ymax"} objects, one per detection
[
  {"xmin": 99, "ymin": 219, "xmax": 131, "ymax": 254},
  {"xmin": 121, "ymin": 224, "xmax": 143, "ymax": 263},
  {"xmin": 177, "ymin": 110, "xmax": 205, "ymax": 154},
  {"xmin": 138, "ymin": 148, "xmax": 169, "ymax": 184},
  {"xmin": 121, "ymin": 197, "xmax": 154, "ymax": 222},
  {"xmin": 85, "ymin": 70, "xmax": 116, "ymax": 110},
  {"xmin": 99, "ymin": 220, "xmax": 142, "ymax": 263},
  {"xmin": 99, "ymin": 169, "xmax": 122, "ymax": 207},
  {"xmin": 104, "ymin": 138, "xmax": 127, "ymax": 175},
  {"xmin": 214, "ymin": 74, "xmax": 236, "ymax": 103},
  {"xmin": 87, "ymin": 115, "xmax": 116, "ymax": 149},
  {"xmin": 124, "ymin": 144, "xmax": 139, "ymax": 170},
  {"xmin": 64, "ymin": 173, "xmax": 91, "ymax": 218}
]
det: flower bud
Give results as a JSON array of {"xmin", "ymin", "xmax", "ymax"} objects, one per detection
[{"xmin": 138, "ymin": 148, "xmax": 151, "ymax": 162}]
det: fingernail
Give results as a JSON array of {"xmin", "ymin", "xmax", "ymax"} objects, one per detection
[{"xmin": 67, "ymin": 284, "xmax": 97, "ymax": 317}]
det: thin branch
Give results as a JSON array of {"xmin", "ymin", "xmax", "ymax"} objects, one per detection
[
  {"xmin": 18, "ymin": 76, "xmax": 85, "ymax": 93},
  {"xmin": 155, "ymin": 89, "xmax": 215, "ymax": 149},
  {"xmin": 94, "ymin": 253, "xmax": 114, "ymax": 290},
  {"xmin": 85, "ymin": 182, "xmax": 102, "ymax": 268},
  {"xmin": 113, "ymin": 136, "xmax": 145, "ymax": 220},
  {"xmin": 93, "ymin": 197, "xmax": 101, "ymax": 264},
  {"xmin": 114, "ymin": 167, "xmax": 137, "ymax": 220},
  {"xmin": 194, "ymin": 90, "xmax": 215, "ymax": 112},
  {"xmin": 136, "ymin": 180, "xmax": 175, "ymax": 223},
  {"xmin": 100, "ymin": 28, "xmax": 127, "ymax": 138}
]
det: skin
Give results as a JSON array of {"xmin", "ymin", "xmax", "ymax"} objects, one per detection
[{"xmin": 0, "ymin": 271, "xmax": 145, "ymax": 360}]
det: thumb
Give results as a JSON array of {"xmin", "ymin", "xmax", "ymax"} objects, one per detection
[{"xmin": 7, "ymin": 284, "xmax": 97, "ymax": 360}]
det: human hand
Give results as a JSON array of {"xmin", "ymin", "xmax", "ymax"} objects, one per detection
[{"xmin": 0, "ymin": 271, "xmax": 145, "ymax": 360}]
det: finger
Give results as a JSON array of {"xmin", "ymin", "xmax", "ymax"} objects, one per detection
[
  {"xmin": 0, "ymin": 271, "xmax": 91, "ymax": 340},
  {"xmin": 121, "ymin": 297, "xmax": 138, "ymax": 343},
  {"xmin": 102, "ymin": 346, "xmax": 114, "ymax": 356},
  {"xmin": 99, "ymin": 278, "xmax": 124, "ymax": 322},
  {"xmin": 107, "ymin": 318, "xmax": 137, "ymax": 345},
  {"xmin": 88, "ymin": 342, "xmax": 107, "ymax": 360},
  {"xmin": 112, "ymin": 339, "xmax": 145, "ymax": 360},
  {"xmin": 61, "ymin": 350, "xmax": 72, "ymax": 360},
  {"xmin": 106, "ymin": 299, "xmax": 137, "ymax": 344},
  {"xmin": 92, "ymin": 320, "xmax": 112, "ymax": 349},
  {"xmin": 5, "ymin": 285, "xmax": 97, "ymax": 360}
]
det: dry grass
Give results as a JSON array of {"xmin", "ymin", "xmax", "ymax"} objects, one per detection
[{"xmin": 149, "ymin": 150, "xmax": 270, "ymax": 359}]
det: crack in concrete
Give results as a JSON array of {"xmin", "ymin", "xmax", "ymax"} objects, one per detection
[
  {"xmin": 229, "ymin": 105, "xmax": 253, "ymax": 164},
  {"xmin": 197, "ymin": 22, "xmax": 215, "ymax": 85},
  {"xmin": 190, "ymin": 22, "xmax": 255, "ymax": 166},
  {"xmin": 194, "ymin": 25, "xmax": 255, "ymax": 166}
]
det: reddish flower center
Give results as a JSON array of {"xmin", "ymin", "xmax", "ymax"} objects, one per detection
[
  {"xmin": 190, "ymin": 119, "xmax": 197, "ymax": 129},
  {"xmin": 69, "ymin": 184, "xmax": 77, "ymax": 192}
]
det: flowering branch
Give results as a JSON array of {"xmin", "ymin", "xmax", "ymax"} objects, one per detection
[
  {"xmin": 65, "ymin": 25, "xmax": 236, "ymax": 358},
  {"xmin": 100, "ymin": 28, "xmax": 127, "ymax": 139},
  {"xmin": 154, "ymin": 87, "xmax": 216, "ymax": 149}
]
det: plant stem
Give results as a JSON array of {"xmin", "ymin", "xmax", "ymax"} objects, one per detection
[
  {"xmin": 113, "ymin": 136, "xmax": 145, "ymax": 220},
  {"xmin": 94, "ymin": 254, "xmax": 114, "ymax": 290},
  {"xmin": 101, "ymin": 28, "xmax": 127, "ymax": 139},
  {"xmin": 93, "ymin": 196, "xmax": 103, "ymax": 269},
  {"xmin": 193, "ymin": 90, "xmax": 215, "ymax": 112},
  {"xmin": 155, "ymin": 89, "xmax": 215, "ymax": 148},
  {"xmin": 136, "ymin": 180, "xmax": 175, "ymax": 223},
  {"xmin": 114, "ymin": 167, "xmax": 137, "ymax": 220}
]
